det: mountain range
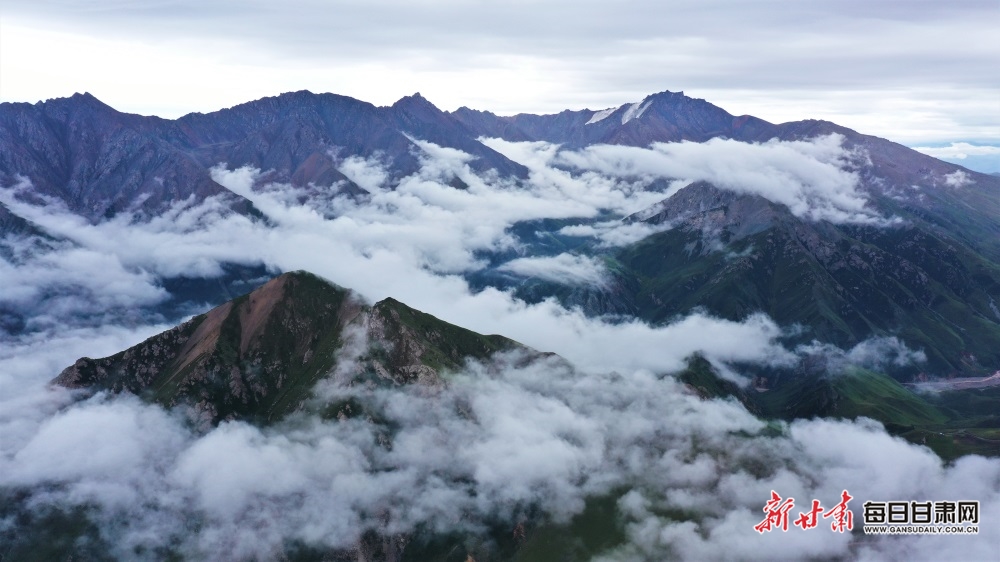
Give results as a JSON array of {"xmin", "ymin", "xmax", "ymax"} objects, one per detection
[
  {"xmin": 3, "ymin": 88, "xmax": 998, "ymax": 372},
  {"xmin": 4, "ymin": 89, "xmax": 996, "ymax": 226},
  {"xmin": 2, "ymin": 86, "xmax": 998, "ymax": 560}
]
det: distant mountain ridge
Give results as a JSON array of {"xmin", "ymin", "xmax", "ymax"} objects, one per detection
[
  {"xmin": 0, "ymin": 90, "xmax": 528, "ymax": 221},
  {"xmin": 4, "ymin": 88, "xmax": 999, "ymax": 378},
  {"xmin": 4, "ymin": 89, "xmax": 996, "ymax": 230},
  {"xmin": 454, "ymin": 91, "xmax": 1000, "ymax": 258},
  {"xmin": 452, "ymin": 90, "xmax": 776, "ymax": 147},
  {"xmin": 0, "ymin": 93, "xmax": 257, "ymax": 222}
]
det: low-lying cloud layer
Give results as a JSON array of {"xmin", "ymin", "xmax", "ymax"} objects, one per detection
[
  {"xmin": 2, "ymin": 133, "xmax": 881, "ymax": 377},
  {"xmin": 496, "ymin": 134, "xmax": 894, "ymax": 225},
  {"xmin": 2, "ymin": 346, "xmax": 996, "ymax": 560},
  {"xmin": 796, "ymin": 337, "xmax": 929, "ymax": 375},
  {"xmin": 913, "ymin": 142, "xmax": 1000, "ymax": 161},
  {"xmin": 1, "ymin": 133, "xmax": 889, "ymax": 337},
  {"xmin": 1, "ymin": 133, "xmax": 995, "ymax": 559},
  {"xmin": 497, "ymin": 253, "xmax": 610, "ymax": 287}
]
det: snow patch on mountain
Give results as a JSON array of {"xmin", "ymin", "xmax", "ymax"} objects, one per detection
[
  {"xmin": 586, "ymin": 107, "xmax": 617, "ymax": 125},
  {"xmin": 621, "ymin": 100, "xmax": 652, "ymax": 124}
]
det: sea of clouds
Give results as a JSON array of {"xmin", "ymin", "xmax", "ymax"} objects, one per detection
[{"xmin": 0, "ymin": 135, "xmax": 996, "ymax": 560}]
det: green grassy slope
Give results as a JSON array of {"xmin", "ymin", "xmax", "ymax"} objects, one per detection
[
  {"xmin": 371, "ymin": 297, "xmax": 520, "ymax": 373},
  {"xmin": 676, "ymin": 357, "xmax": 998, "ymax": 461},
  {"xmin": 616, "ymin": 218, "xmax": 1000, "ymax": 377}
]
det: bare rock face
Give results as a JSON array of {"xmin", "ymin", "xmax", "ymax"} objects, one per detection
[
  {"xmin": 0, "ymin": 93, "xmax": 256, "ymax": 222},
  {"xmin": 1, "ymin": 90, "xmax": 532, "ymax": 225},
  {"xmin": 52, "ymin": 270, "xmax": 524, "ymax": 425}
]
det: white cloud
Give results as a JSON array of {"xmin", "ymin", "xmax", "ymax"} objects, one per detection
[
  {"xmin": 551, "ymin": 134, "xmax": 896, "ymax": 225},
  {"xmin": 0, "ymin": 137, "xmax": 934, "ymax": 377},
  {"xmin": 2, "ymin": 342, "xmax": 997, "ymax": 559},
  {"xmin": 912, "ymin": 142, "xmax": 1000, "ymax": 160},
  {"xmin": 497, "ymin": 253, "xmax": 610, "ymax": 286},
  {"xmin": 0, "ymin": 323, "xmax": 172, "ymax": 467},
  {"xmin": 795, "ymin": 336, "xmax": 927, "ymax": 373},
  {"xmin": 6, "ymin": 396, "xmax": 189, "ymax": 510},
  {"xmin": 943, "ymin": 169, "xmax": 973, "ymax": 188},
  {"xmin": 336, "ymin": 155, "xmax": 389, "ymax": 193},
  {"xmin": 557, "ymin": 219, "xmax": 674, "ymax": 247},
  {"xmin": 1, "ymin": 132, "xmax": 996, "ymax": 559}
]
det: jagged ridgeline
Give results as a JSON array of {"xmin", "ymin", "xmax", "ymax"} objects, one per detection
[
  {"xmin": 609, "ymin": 181, "xmax": 1000, "ymax": 376},
  {"xmin": 54, "ymin": 271, "xmax": 522, "ymax": 424},
  {"xmin": 5, "ymin": 90, "xmax": 999, "ymax": 378}
]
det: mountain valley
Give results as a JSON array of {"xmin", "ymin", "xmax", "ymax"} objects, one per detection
[{"xmin": 2, "ymin": 88, "xmax": 998, "ymax": 561}]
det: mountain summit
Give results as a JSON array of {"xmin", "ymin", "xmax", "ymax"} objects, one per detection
[
  {"xmin": 55, "ymin": 271, "xmax": 523, "ymax": 425},
  {"xmin": 450, "ymin": 90, "xmax": 775, "ymax": 148}
]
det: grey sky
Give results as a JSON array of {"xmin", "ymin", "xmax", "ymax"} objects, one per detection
[{"xmin": 1, "ymin": 0, "xmax": 998, "ymax": 147}]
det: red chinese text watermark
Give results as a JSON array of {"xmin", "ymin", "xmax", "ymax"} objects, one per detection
[{"xmin": 754, "ymin": 490, "xmax": 853, "ymax": 534}]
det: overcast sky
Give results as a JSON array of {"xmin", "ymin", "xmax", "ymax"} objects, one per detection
[{"xmin": 1, "ymin": 0, "xmax": 998, "ymax": 150}]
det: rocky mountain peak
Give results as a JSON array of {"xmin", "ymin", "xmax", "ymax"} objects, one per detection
[
  {"xmin": 33, "ymin": 91, "xmax": 121, "ymax": 122},
  {"xmin": 53, "ymin": 270, "xmax": 525, "ymax": 426},
  {"xmin": 391, "ymin": 92, "xmax": 437, "ymax": 112},
  {"xmin": 642, "ymin": 89, "xmax": 686, "ymax": 103}
]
